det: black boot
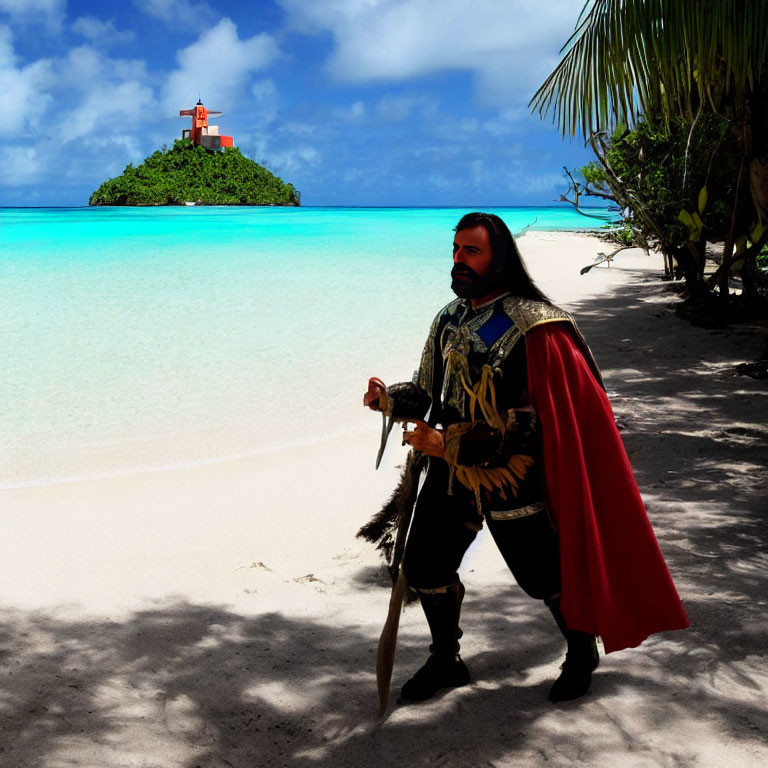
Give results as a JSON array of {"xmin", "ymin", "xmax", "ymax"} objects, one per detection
[
  {"xmin": 546, "ymin": 597, "xmax": 599, "ymax": 703},
  {"xmin": 400, "ymin": 582, "xmax": 470, "ymax": 702}
]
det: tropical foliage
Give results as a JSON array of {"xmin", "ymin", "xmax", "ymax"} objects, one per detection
[
  {"xmin": 530, "ymin": 0, "xmax": 768, "ymax": 302},
  {"xmin": 90, "ymin": 140, "xmax": 301, "ymax": 207},
  {"xmin": 571, "ymin": 115, "xmax": 751, "ymax": 277}
]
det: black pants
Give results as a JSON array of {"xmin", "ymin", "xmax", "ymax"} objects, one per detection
[{"xmin": 402, "ymin": 460, "xmax": 561, "ymax": 599}]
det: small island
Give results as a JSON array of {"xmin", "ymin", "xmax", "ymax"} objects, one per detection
[
  {"xmin": 89, "ymin": 139, "xmax": 301, "ymax": 206},
  {"xmin": 90, "ymin": 101, "xmax": 299, "ymax": 206}
]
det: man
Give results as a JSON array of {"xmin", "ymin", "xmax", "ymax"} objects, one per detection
[{"xmin": 363, "ymin": 212, "xmax": 688, "ymax": 704}]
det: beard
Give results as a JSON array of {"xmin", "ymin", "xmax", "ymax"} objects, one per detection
[{"xmin": 451, "ymin": 264, "xmax": 503, "ymax": 299}]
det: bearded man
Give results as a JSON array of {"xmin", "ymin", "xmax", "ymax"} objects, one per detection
[{"xmin": 362, "ymin": 212, "xmax": 688, "ymax": 705}]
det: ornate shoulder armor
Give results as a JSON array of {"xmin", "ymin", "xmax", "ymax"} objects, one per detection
[
  {"xmin": 501, "ymin": 296, "xmax": 604, "ymax": 389},
  {"xmin": 501, "ymin": 296, "xmax": 573, "ymax": 333}
]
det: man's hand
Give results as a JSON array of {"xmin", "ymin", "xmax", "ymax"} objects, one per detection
[
  {"xmin": 403, "ymin": 420, "xmax": 444, "ymax": 458},
  {"xmin": 364, "ymin": 377, "xmax": 387, "ymax": 411}
]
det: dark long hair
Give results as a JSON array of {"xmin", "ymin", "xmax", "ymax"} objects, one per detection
[{"xmin": 454, "ymin": 212, "xmax": 551, "ymax": 304}]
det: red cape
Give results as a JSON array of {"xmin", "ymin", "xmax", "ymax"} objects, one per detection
[{"xmin": 526, "ymin": 323, "xmax": 689, "ymax": 653}]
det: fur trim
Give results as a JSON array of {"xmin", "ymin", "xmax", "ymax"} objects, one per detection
[{"xmin": 357, "ymin": 451, "xmax": 426, "ymax": 588}]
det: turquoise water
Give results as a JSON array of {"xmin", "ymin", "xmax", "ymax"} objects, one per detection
[{"xmin": 1, "ymin": 206, "xmax": 612, "ymax": 486}]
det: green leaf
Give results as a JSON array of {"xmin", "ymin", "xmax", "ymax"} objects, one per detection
[
  {"xmin": 697, "ymin": 185, "xmax": 708, "ymax": 213},
  {"xmin": 678, "ymin": 209, "xmax": 695, "ymax": 228},
  {"xmin": 751, "ymin": 221, "xmax": 765, "ymax": 242},
  {"xmin": 529, "ymin": 0, "xmax": 768, "ymax": 138}
]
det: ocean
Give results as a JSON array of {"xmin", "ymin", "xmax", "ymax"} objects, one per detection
[{"xmin": 0, "ymin": 206, "xmax": 612, "ymax": 487}]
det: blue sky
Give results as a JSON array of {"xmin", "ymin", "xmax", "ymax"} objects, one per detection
[{"xmin": 0, "ymin": 0, "xmax": 598, "ymax": 206}]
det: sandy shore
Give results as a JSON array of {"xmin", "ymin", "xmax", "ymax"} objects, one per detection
[{"xmin": 1, "ymin": 232, "xmax": 767, "ymax": 767}]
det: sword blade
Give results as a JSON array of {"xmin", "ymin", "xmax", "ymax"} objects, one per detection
[{"xmin": 375, "ymin": 414, "xmax": 395, "ymax": 469}]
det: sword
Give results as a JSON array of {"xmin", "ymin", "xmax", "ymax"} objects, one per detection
[
  {"xmin": 376, "ymin": 412, "xmax": 395, "ymax": 469},
  {"xmin": 370, "ymin": 377, "xmax": 397, "ymax": 469},
  {"xmin": 372, "ymin": 452, "xmax": 426, "ymax": 715}
]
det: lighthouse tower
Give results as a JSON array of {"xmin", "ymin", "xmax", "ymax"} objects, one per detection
[{"xmin": 179, "ymin": 100, "xmax": 234, "ymax": 150}]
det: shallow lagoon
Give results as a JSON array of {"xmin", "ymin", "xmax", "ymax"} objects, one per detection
[{"xmin": 0, "ymin": 206, "xmax": 611, "ymax": 486}]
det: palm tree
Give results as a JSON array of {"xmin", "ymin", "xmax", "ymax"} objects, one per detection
[{"xmin": 530, "ymin": 0, "xmax": 768, "ymax": 297}]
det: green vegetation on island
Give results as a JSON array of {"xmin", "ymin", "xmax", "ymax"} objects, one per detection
[{"xmin": 89, "ymin": 139, "xmax": 300, "ymax": 206}]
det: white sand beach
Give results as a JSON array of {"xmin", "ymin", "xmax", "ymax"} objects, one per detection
[{"xmin": 1, "ymin": 232, "xmax": 767, "ymax": 767}]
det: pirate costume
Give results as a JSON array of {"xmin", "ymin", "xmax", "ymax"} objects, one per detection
[{"xmin": 360, "ymin": 293, "xmax": 689, "ymax": 707}]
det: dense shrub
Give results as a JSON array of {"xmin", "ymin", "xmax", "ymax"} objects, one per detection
[{"xmin": 89, "ymin": 140, "xmax": 300, "ymax": 207}]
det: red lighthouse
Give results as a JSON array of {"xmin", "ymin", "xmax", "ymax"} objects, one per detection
[{"xmin": 179, "ymin": 100, "xmax": 234, "ymax": 150}]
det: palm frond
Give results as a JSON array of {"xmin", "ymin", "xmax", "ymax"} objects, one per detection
[{"xmin": 530, "ymin": 0, "xmax": 768, "ymax": 138}]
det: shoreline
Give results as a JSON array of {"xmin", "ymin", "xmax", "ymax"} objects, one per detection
[
  {"xmin": 0, "ymin": 204, "xmax": 614, "ymax": 213},
  {"xmin": 2, "ymin": 230, "xmax": 617, "ymax": 491},
  {"xmin": 0, "ymin": 422, "xmax": 374, "ymax": 492}
]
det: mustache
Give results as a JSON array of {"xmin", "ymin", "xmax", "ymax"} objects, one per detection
[{"xmin": 451, "ymin": 264, "xmax": 479, "ymax": 280}]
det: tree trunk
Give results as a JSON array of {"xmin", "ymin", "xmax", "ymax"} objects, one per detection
[{"xmin": 749, "ymin": 155, "xmax": 768, "ymax": 224}]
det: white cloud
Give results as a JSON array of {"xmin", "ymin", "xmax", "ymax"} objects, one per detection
[
  {"xmin": 0, "ymin": 26, "xmax": 54, "ymax": 132},
  {"xmin": 0, "ymin": 30, "xmax": 159, "ymax": 193},
  {"xmin": 8, "ymin": 44, "xmax": 153, "ymax": 146},
  {"xmin": 162, "ymin": 18, "xmax": 279, "ymax": 114},
  {"xmin": 0, "ymin": 0, "xmax": 64, "ymax": 30},
  {"xmin": 65, "ymin": 79, "xmax": 155, "ymax": 143},
  {"xmin": 64, "ymin": 133, "xmax": 146, "ymax": 180},
  {"xmin": 278, "ymin": 0, "xmax": 580, "ymax": 105},
  {"xmin": 60, "ymin": 45, "xmax": 149, "ymax": 91},
  {"xmin": 483, "ymin": 108, "xmax": 529, "ymax": 135},
  {"xmin": 334, "ymin": 100, "xmax": 366, "ymax": 121},
  {"xmin": 132, "ymin": 0, "xmax": 214, "ymax": 28},
  {"xmin": 71, "ymin": 16, "xmax": 135, "ymax": 47},
  {"xmin": 0, "ymin": 145, "xmax": 44, "ymax": 185},
  {"xmin": 266, "ymin": 145, "xmax": 320, "ymax": 175},
  {"xmin": 251, "ymin": 78, "xmax": 279, "ymax": 124},
  {"xmin": 279, "ymin": 0, "xmax": 374, "ymax": 34},
  {"xmin": 0, "ymin": 58, "xmax": 53, "ymax": 131}
]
